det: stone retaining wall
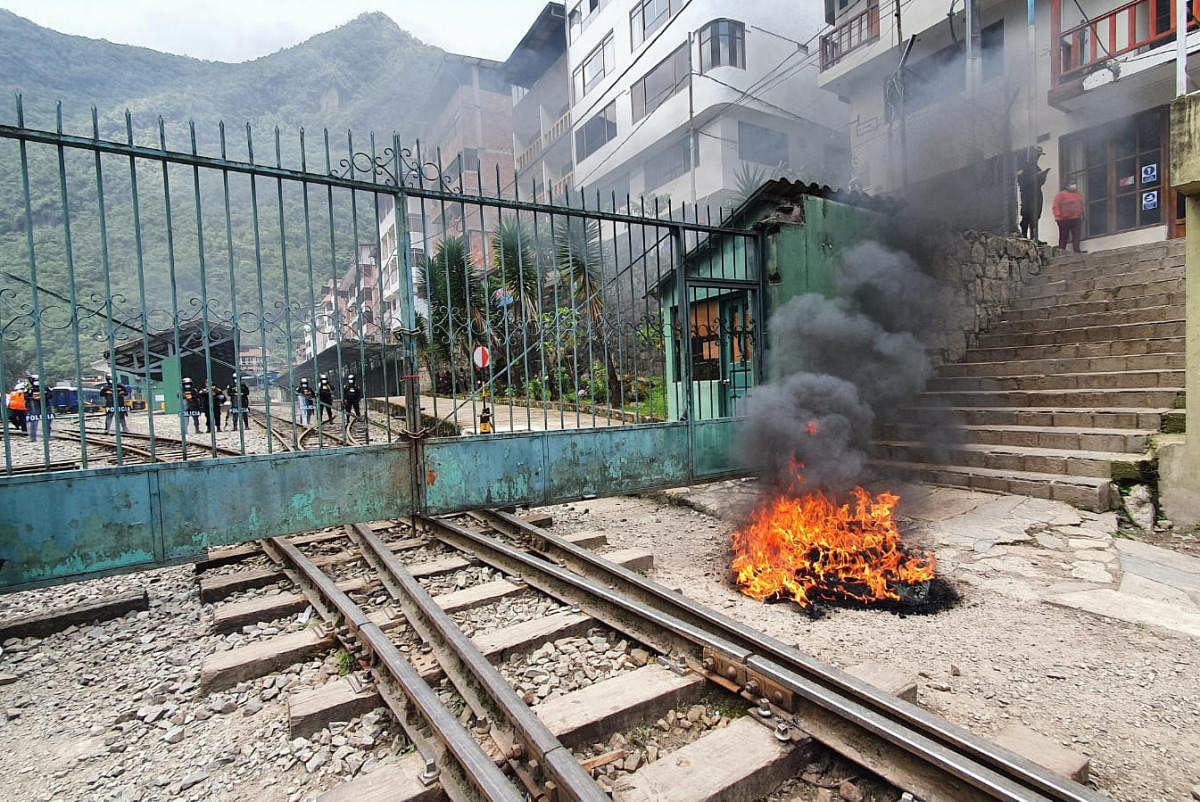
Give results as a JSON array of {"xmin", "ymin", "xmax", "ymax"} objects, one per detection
[{"xmin": 913, "ymin": 230, "xmax": 1047, "ymax": 367}]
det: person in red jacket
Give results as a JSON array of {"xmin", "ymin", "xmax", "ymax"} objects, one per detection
[{"xmin": 1052, "ymin": 182, "xmax": 1085, "ymax": 253}]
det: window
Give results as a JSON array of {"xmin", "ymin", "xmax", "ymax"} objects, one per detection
[
  {"xmin": 699, "ymin": 19, "xmax": 745, "ymax": 72},
  {"xmin": 896, "ymin": 42, "xmax": 965, "ymax": 115},
  {"xmin": 1061, "ymin": 107, "xmax": 1166, "ymax": 238},
  {"xmin": 572, "ymin": 32, "xmax": 616, "ymax": 102},
  {"xmin": 981, "ymin": 20, "xmax": 1004, "ymax": 83},
  {"xmin": 575, "ymin": 101, "xmax": 617, "ymax": 161},
  {"xmin": 568, "ymin": 0, "xmax": 607, "ymax": 43},
  {"xmin": 671, "ymin": 299, "xmax": 721, "ymax": 382},
  {"xmin": 631, "ymin": 42, "xmax": 689, "ymax": 121},
  {"xmin": 738, "ymin": 121, "xmax": 788, "ymax": 166},
  {"xmin": 630, "ymin": 0, "xmax": 675, "ymax": 48},
  {"xmin": 644, "ymin": 137, "xmax": 692, "ymax": 190}
]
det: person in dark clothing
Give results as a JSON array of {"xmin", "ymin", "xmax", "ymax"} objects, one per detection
[
  {"xmin": 296, "ymin": 378, "xmax": 316, "ymax": 426},
  {"xmin": 1017, "ymin": 146, "xmax": 1049, "ymax": 241},
  {"xmin": 206, "ymin": 383, "xmax": 226, "ymax": 432},
  {"xmin": 228, "ymin": 381, "xmax": 250, "ymax": 430},
  {"xmin": 317, "ymin": 374, "xmax": 335, "ymax": 424},
  {"xmin": 342, "ymin": 374, "xmax": 362, "ymax": 421},
  {"xmin": 7, "ymin": 382, "xmax": 27, "ymax": 433},
  {"xmin": 100, "ymin": 377, "xmax": 127, "ymax": 434},
  {"xmin": 181, "ymin": 377, "xmax": 201, "ymax": 433},
  {"xmin": 24, "ymin": 375, "xmax": 48, "ymax": 442}
]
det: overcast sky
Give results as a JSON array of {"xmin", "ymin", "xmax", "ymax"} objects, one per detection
[{"xmin": 2, "ymin": 0, "xmax": 553, "ymax": 61}]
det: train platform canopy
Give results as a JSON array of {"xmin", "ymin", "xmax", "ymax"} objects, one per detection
[
  {"xmin": 287, "ymin": 340, "xmax": 398, "ymax": 397},
  {"xmin": 104, "ymin": 320, "xmax": 237, "ymax": 386}
]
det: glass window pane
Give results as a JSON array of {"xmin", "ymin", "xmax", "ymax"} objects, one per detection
[
  {"xmin": 1085, "ymin": 134, "xmax": 1107, "ymax": 166},
  {"xmin": 1140, "ymin": 192, "xmax": 1161, "ymax": 226},
  {"xmin": 1140, "ymin": 150, "xmax": 1161, "ymax": 185},
  {"xmin": 1116, "ymin": 157, "xmax": 1137, "ymax": 191},
  {"xmin": 1139, "ymin": 111, "xmax": 1163, "ymax": 148},
  {"xmin": 1086, "ymin": 165, "xmax": 1108, "ymax": 200},
  {"xmin": 1087, "ymin": 201, "xmax": 1109, "ymax": 236},
  {"xmin": 1114, "ymin": 120, "xmax": 1136, "ymax": 158},
  {"xmin": 1115, "ymin": 193, "xmax": 1136, "ymax": 230}
]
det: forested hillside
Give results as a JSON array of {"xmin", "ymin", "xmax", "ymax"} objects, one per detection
[{"xmin": 0, "ymin": 10, "xmax": 446, "ymax": 381}]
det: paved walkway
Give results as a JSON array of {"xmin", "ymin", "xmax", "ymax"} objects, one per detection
[
  {"xmin": 652, "ymin": 479, "xmax": 1200, "ymax": 641},
  {"xmin": 379, "ymin": 394, "xmax": 632, "ymax": 434}
]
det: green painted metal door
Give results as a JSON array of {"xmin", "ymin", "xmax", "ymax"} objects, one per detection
[{"xmin": 721, "ymin": 293, "xmax": 754, "ymax": 417}]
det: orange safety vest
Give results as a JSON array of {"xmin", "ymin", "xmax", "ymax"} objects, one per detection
[{"xmin": 9, "ymin": 391, "xmax": 26, "ymax": 411}]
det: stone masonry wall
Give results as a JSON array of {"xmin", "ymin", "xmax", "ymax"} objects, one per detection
[{"xmin": 914, "ymin": 230, "xmax": 1047, "ymax": 368}]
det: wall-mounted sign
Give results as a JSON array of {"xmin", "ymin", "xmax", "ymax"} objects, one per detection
[
  {"xmin": 1141, "ymin": 163, "xmax": 1158, "ymax": 184},
  {"xmin": 1142, "ymin": 190, "xmax": 1159, "ymax": 211}
]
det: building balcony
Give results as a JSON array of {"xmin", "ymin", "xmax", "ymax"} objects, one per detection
[
  {"xmin": 1050, "ymin": 0, "xmax": 1200, "ymax": 107},
  {"xmin": 516, "ymin": 109, "xmax": 572, "ymax": 172},
  {"xmin": 819, "ymin": 0, "xmax": 880, "ymax": 71},
  {"xmin": 551, "ymin": 171, "xmax": 573, "ymax": 201}
]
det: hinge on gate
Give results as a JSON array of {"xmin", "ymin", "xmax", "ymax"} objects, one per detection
[{"xmin": 701, "ymin": 646, "xmax": 796, "ymax": 714}]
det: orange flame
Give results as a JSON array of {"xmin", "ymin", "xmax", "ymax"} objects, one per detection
[{"xmin": 731, "ymin": 481, "xmax": 935, "ymax": 608}]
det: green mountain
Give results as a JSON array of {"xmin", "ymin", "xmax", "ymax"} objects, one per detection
[{"xmin": 0, "ymin": 10, "xmax": 448, "ymax": 382}]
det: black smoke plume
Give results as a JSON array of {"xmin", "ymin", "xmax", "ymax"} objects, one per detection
[{"xmin": 734, "ymin": 242, "xmax": 938, "ymax": 495}]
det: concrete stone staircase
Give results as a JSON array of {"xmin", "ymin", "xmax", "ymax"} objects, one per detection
[{"xmin": 876, "ymin": 239, "xmax": 1187, "ymax": 511}]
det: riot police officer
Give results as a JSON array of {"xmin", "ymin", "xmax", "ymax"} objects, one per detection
[
  {"xmin": 100, "ymin": 376, "xmax": 127, "ymax": 434},
  {"xmin": 342, "ymin": 374, "xmax": 362, "ymax": 421},
  {"xmin": 24, "ymin": 374, "xmax": 48, "ymax": 442},
  {"xmin": 206, "ymin": 382, "xmax": 226, "ymax": 432},
  {"xmin": 317, "ymin": 373, "xmax": 334, "ymax": 424},
  {"xmin": 296, "ymin": 377, "xmax": 316, "ymax": 426},
  {"xmin": 181, "ymin": 377, "xmax": 201, "ymax": 433}
]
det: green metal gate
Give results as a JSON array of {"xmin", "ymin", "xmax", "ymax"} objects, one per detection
[{"xmin": 0, "ymin": 96, "xmax": 763, "ymax": 591}]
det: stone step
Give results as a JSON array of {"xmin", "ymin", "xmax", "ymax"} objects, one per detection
[
  {"xmin": 936, "ymin": 352, "xmax": 1184, "ymax": 378},
  {"xmin": 877, "ymin": 422, "xmax": 1153, "ymax": 453},
  {"xmin": 209, "ymin": 530, "xmax": 610, "ymax": 634},
  {"xmin": 900, "ymin": 405, "xmax": 1171, "ymax": 431},
  {"xmin": 922, "ymin": 387, "xmax": 1183, "ymax": 409},
  {"xmin": 975, "ymin": 319, "xmax": 1184, "ymax": 349},
  {"xmin": 1000, "ymin": 290, "xmax": 1185, "ymax": 322},
  {"xmin": 987, "ymin": 304, "xmax": 1184, "ymax": 334},
  {"xmin": 319, "ymin": 665, "xmax": 708, "ymax": 801},
  {"xmin": 614, "ymin": 715, "xmax": 810, "ymax": 802},
  {"xmin": 873, "ymin": 460, "xmax": 1114, "ymax": 511},
  {"xmin": 1027, "ymin": 256, "xmax": 1183, "ymax": 286},
  {"xmin": 963, "ymin": 336, "xmax": 1183, "ymax": 363},
  {"xmin": 289, "ymin": 611, "xmax": 593, "ymax": 735},
  {"xmin": 874, "ymin": 440, "xmax": 1147, "ymax": 480},
  {"xmin": 1019, "ymin": 265, "xmax": 1183, "ymax": 295},
  {"xmin": 1009, "ymin": 276, "xmax": 1184, "ymax": 310},
  {"xmin": 927, "ymin": 369, "xmax": 1185, "ymax": 393}
]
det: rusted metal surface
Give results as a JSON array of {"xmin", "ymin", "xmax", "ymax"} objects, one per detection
[
  {"xmin": 346, "ymin": 523, "xmax": 608, "ymax": 802},
  {"xmin": 440, "ymin": 510, "xmax": 1108, "ymax": 802},
  {"xmin": 262, "ymin": 536, "xmax": 522, "ymax": 802}
]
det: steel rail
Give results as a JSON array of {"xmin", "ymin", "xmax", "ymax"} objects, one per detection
[
  {"xmin": 346, "ymin": 523, "xmax": 609, "ymax": 802},
  {"xmin": 261, "ymin": 536, "xmax": 524, "ymax": 802},
  {"xmin": 0, "ymin": 124, "xmax": 757, "ymax": 236},
  {"xmin": 425, "ymin": 513, "xmax": 1105, "ymax": 802},
  {"xmin": 472, "ymin": 509, "xmax": 1107, "ymax": 802}
]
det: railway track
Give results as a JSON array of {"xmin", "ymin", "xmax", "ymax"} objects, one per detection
[
  {"xmin": 194, "ymin": 512, "xmax": 1107, "ymax": 801},
  {"xmin": 51, "ymin": 427, "xmax": 243, "ymax": 463},
  {"xmin": 247, "ymin": 408, "xmax": 367, "ymax": 452}
]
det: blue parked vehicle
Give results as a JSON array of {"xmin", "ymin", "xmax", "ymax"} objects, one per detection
[{"xmin": 48, "ymin": 385, "xmax": 103, "ymax": 414}]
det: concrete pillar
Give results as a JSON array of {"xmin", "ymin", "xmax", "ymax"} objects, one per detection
[{"xmin": 1163, "ymin": 94, "xmax": 1200, "ymax": 526}]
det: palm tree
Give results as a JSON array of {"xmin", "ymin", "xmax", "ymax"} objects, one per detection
[
  {"xmin": 414, "ymin": 236, "xmax": 488, "ymax": 379},
  {"xmin": 554, "ymin": 218, "xmax": 621, "ymax": 403}
]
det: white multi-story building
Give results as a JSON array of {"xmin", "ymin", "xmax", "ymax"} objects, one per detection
[
  {"xmin": 817, "ymin": 0, "xmax": 1200, "ymax": 250},
  {"xmin": 564, "ymin": 0, "xmax": 850, "ymax": 214}
]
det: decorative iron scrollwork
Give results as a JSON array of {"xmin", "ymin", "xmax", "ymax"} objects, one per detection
[{"xmin": 331, "ymin": 145, "xmax": 462, "ymax": 194}]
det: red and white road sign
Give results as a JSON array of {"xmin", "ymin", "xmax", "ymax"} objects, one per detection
[{"xmin": 473, "ymin": 345, "xmax": 490, "ymax": 369}]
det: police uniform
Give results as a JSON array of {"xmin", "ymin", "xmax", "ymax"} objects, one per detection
[
  {"xmin": 207, "ymin": 383, "xmax": 226, "ymax": 432},
  {"xmin": 342, "ymin": 375, "xmax": 362, "ymax": 420},
  {"xmin": 317, "ymin": 375, "xmax": 334, "ymax": 424},
  {"xmin": 100, "ymin": 378, "xmax": 127, "ymax": 434},
  {"xmin": 296, "ymin": 379, "xmax": 316, "ymax": 426},
  {"xmin": 24, "ymin": 375, "xmax": 48, "ymax": 442},
  {"xmin": 181, "ymin": 379, "xmax": 201, "ymax": 433}
]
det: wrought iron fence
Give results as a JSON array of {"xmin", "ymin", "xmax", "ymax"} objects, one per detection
[{"xmin": 0, "ymin": 95, "xmax": 763, "ymax": 479}]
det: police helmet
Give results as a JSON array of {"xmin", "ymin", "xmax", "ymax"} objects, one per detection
[
  {"xmin": 183, "ymin": 377, "xmax": 192, "ymax": 385},
  {"xmin": 29, "ymin": 374, "xmax": 38, "ymax": 382},
  {"xmin": 347, "ymin": 374, "xmax": 355, "ymax": 382},
  {"xmin": 300, "ymin": 377, "xmax": 309, "ymax": 385}
]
